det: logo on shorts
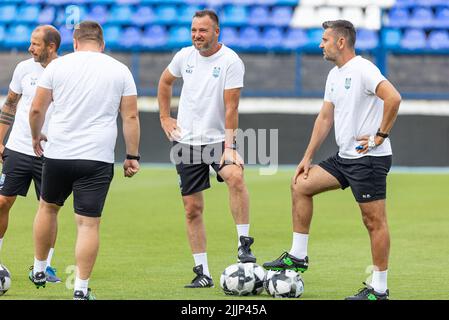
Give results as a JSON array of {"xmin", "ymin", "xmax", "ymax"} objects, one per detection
[
  {"xmin": 0, "ymin": 174, "xmax": 5, "ymax": 189},
  {"xmin": 362, "ymin": 194, "xmax": 371, "ymax": 199},
  {"xmin": 186, "ymin": 64, "xmax": 194, "ymax": 74},
  {"xmin": 344, "ymin": 77, "xmax": 351, "ymax": 89},
  {"xmin": 178, "ymin": 175, "xmax": 182, "ymax": 190},
  {"xmin": 212, "ymin": 67, "xmax": 221, "ymax": 78}
]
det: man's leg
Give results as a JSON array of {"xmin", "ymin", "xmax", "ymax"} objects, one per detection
[
  {"xmin": 0, "ymin": 195, "xmax": 16, "ymax": 251},
  {"xmin": 359, "ymin": 199, "xmax": 390, "ymax": 292},
  {"xmin": 264, "ymin": 165, "xmax": 341, "ymax": 271}
]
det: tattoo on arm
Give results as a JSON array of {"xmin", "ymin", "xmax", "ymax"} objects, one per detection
[{"xmin": 1, "ymin": 91, "xmax": 20, "ymax": 126}]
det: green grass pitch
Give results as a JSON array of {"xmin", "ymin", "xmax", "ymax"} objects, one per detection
[{"xmin": 0, "ymin": 166, "xmax": 448, "ymax": 300}]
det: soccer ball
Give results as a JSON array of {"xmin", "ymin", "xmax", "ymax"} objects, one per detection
[
  {"xmin": 0, "ymin": 264, "xmax": 11, "ymax": 296},
  {"xmin": 265, "ymin": 269, "xmax": 304, "ymax": 298},
  {"xmin": 220, "ymin": 262, "xmax": 265, "ymax": 296}
]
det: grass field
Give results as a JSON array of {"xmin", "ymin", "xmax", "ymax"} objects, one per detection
[{"xmin": 0, "ymin": 166, "xmax": 448, "ymax": 300}]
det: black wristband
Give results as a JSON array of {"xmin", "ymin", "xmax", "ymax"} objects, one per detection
[
  {"xmin": 126, "ymin": 154, "xmax": 140, "ymax": 161},
  {"xmin": 376, "ymin": 129, "xmax": 389, "ymax": 139}
]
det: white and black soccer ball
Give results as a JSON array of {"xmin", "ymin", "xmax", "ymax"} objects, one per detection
[
  {"xmin": 0, "ymin": 264, "xmax": 11, "ymax": 296},
  {"xmin": 265, "ymin": 269, "xmax": 304, "ymax": 298},
  {"xmin": 220, "ymin": 262, "xmax": 265, "ymax": 296}
]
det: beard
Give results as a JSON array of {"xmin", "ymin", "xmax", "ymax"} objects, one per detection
[{"xmin": 34, "ymin": 49, "xmax": 49, "ymax": 64}]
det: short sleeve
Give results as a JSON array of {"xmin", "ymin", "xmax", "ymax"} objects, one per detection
[
  {"xmin": 224, "ymin": 59, "xmax": 244, "ymax": 90},
  {"xmin": 9, "ymin": 63, "xmax": 24, "ymax": 94},
  {"xmin": 122, "ymin": 67, "xmax": 137, "ymax": 96},
  {"xmin": 167, "ymin": 50, "xmax": 184, "ymax": 78},
  {"xmin": 323, "ymin": 73, "xmax": 332, "ymax": 102},
  {"xmin": 362, "ymin": 61, "xmax": 387, "ymax": 95},
  {"xmin": 38, "ymin": 61, "xmax": 56, "ymax": 90}
]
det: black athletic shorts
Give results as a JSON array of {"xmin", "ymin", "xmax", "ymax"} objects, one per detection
[
  {"xmin": 41, "ymin": 158, "xmax": 114, "ymax": 217},
  {"xmin": 0, "ymin": 148, "xmax": 43, "ymax": 200},
  {"xmin": 172, "ymin": 141, "xmax": 229, "ymax": 196},
  {"xmin": 319, "ymin": 153, "xmax": 392, "ymax": 203}
]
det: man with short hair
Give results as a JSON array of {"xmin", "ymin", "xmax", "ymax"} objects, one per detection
[
  {"xmin": 158, "ymin": 9, "xmax": 255, "ymax": 288},
  {"xmin": 263, "ymin": 20, "xmax": 401, "ymax": 300},
  {"xmin": 0, "ymin": 25, "xmax": 61, "ymax": 283},
  {"xmin": 29, "ymin": 21, "xmax": 140, "ymax": 300}
]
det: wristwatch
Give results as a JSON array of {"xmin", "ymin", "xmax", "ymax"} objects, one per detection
[
  {"xmin": 376, "ymin": 129, "xmax": 389, "ymax": 139},
  {"xmin": 126, "ymin": 154, "xmax": 141, "ymax": 161}
]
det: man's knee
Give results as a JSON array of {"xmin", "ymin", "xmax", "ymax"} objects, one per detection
[
  {"xmin": 224, "ymin": 168, "xmax": 245, "ymax": 191},
  {"xmin": 184, "ymin": 200, "xmax": 204, "ymax": 221},
  {"xmin": 291, "ymin": 175, "xmax": 316, "ymax": 197},
  {"xmin": 0, "ymin": 195, "xmax": 15, "ymax": 211},
  {"xmin": 361, "ymin": 211, "xmax": 387, "ymax": 233}
]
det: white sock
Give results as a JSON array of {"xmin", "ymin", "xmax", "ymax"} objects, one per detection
[
  {"xmin": 371, "ymin": 270, "xmax": 388, "ymax": 294},
  {"xmin": 0, "ymin": 238, "xmax": 3, "ymax": 251},
  {"xmin": 33, "ymin": 258, "xmax": 47, "ymax": 275},
  {"xmin": 289, "ymin": 232, "xmax": 309, "ymax": 259},
  {"xmin": 46, "ymin": 248, "xmax": 54, "ymax": 267},
  {"xmin": 236, "ymin": 224, "xmax": 250, "ymax": 247},
  {"xmin": 193, "ymin": 252, "xmax": 210, "ymax": 277},
  {"xmin": 74, "ymin": 277, "xmax": 89, "ymax": 295}
]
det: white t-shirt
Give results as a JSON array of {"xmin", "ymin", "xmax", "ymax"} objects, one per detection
[
  {"xmin": 324, "ymin": 56, "xmax": 391, "ymax": 159},
  {"xmin": 168, "ymin": 44, "xmax": 245, "ymax": 145},
  {"xmin": 7, "ymin": 58, "xmax": 53, "ymax": 156},
  {"xmin": 38, "ymin": 51, "xmax": 137, "ymax": 163}
]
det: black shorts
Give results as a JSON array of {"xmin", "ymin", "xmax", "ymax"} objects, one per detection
[
  {"xmin": 0, "ymin": 148, "xmax": 43, "ymax": 200},
  {"xmin": 172, "ymin": 141, "xmax": 228, "ymax": 196},
  {"xmin": 41, "ymin": 158, "xmax": 114, "ymax": 217},
  {"xmin": 318, "ymin": 153, "xmax": 392, "ymax": 203}
]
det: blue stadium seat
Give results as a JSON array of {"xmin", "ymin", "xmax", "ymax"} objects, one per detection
[
  {"xmin": 87, "ymin": 5, "xmax": 108, "ymax": 25},
  {"xmin": 88, "ymin": 0, "xmax": 115, "ymax": 4},
  {"xmin": 283, "ymin": 28, "xmax": 308, "ymax": 50},
  {"xmin": 132, "ymin": 6, "xmax": 156, "ymax": 26},
  {"xmin": 4, "ymin": 24, "xmax": 33, "ymax": 48},
  {"xmin": 108, "ymin": 5, "xmax": 133, "ymax": 25},
  {"xmin": 400, "ymin": 28, "xmax": 427, "ymax": 49},
  {"xmin": 382, "ymin": 28, "xmax": 401, "ymax": 49},
  {"xmin": 274, "ymin": 0, "xmax": 299, "ymax": 6},
  {"xmin": 38, "ymin": 6, "xmax": 55, "ymax": 25},
  {"xmin": 255, "ymin": 0, "xmax": 277, "ymax": 5},
  {"xmin": 225, "ymin": 0, "xmax": 257, "ymax": 4},
  {"xmin": 119, "ymin": 27, "xmax": 142, "ymax": 49},
  {"xmin": 0, "ymin": 25, "xmax": 5, "ymax": 45},
  {"xmin": 103, "ymin": 25, "xmax": 121, "ymax": 49},
  {"xmin": 0, "ymin": 5, "xmax": 17, "ymax": 23},
  {"xmin": 270, "ymin": 6, "xmax": 293, "ymax": 27},
  {"xmin": 386, "ymin": 8, "xmax": 410, "ymax": 28},
  {"xmin": 16, "ymin": 5, "xmax": 40, "ymax": 24},
  {"xmin": 248, "ymin": 6, "xmax": 270, "ymax": 26},
  {"xmin": 355, "ymin": 29, "xmax": 379, "ymax": 50},
  {"xmin": 261, "ymin": 27, "xmax": 283, "ymax": 49},
  {"xmin": 116, "ymin": 0, "xmax": 140, "ymax": 4},
  {"xmin": 238, "ymin": 26, "xmax": 261, "ymax": 49},
  {"xmin": 220, "ymin": 27, "xmax": 240, "ymax": 48},
  {"xmin": 306, "ymin": 28, "xmax": 323, "ymax": 49},
  {"xmin": 141, "ymin": 25, "xmax": 168, "ymax": 48},
  {"xmin": 58, "ymin": 25, "xmax": 73, "ymax": 50},
  {"xmin": 433, "ymin": 7, "xmax": 449, "ymax": 28},
  {"xmin": 415, "ymin": 0, "xmax": 448, "ymax": 6},
  {"xmin": 25, "ymin": 0, "xmax": 45, "ymax": 4},
  {"xmin": 155, "ymin": 5, "xmax": 178, "ymax": 25},
  {"xmin": 393, "ymin": 0, "xmax": 416, "ymax": 8},
  {"xmin": 179, "ymin": 5, "xmax": 203, "ymax": 24},
  {"xmin": 220, "ymin": 5, "xmax": 248, "ymax": 27},
  {"xmin": 185, "ymin": 0, "xmax": 209, "ymax": 5},
  {"xmin": 408, "ymin": 7, "xmax": 434, "ymax": 28},
  {"xmin": 167, "ymin": 26, "xmax": 191, "ymax": 47},
  {"xmin": 427, "ymin": 30, "xmax": 449, "ymax": 49}
]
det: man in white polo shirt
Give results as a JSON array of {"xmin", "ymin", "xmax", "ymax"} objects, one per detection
[
  {"xmin": 0, "ymin": 25, "xmax": 61, "ymax": 283},
  {"xmin": 158, "ymin": 9, "xmax": 256, "ymax": 288},
  {"xmin": 263, "ymin": 20, "xmax": 401, "ymax": 300},
  {"xmin": 28, "ymin": 21, "xmax": 140, "ymax": 300}
]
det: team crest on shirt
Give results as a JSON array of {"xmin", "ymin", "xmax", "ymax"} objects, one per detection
[
  {"xmin": 0, "ymin": 174, "xmax": 5, "ymax": 189},
  {"xmin": 212, "ymin": 67, "xmax": 221, "ymax": 78},
  {"xmin": 186, "ymin": 64, "xmax": 194, "ymax": 74},
  {"xmin": 30, "ymin": 77, "xmax": 38, "ymax": 86},
  {"xmin": 344, "ymin": 77, "xmax": 351, "ymax": 89}
]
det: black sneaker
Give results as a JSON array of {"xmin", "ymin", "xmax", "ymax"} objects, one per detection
[
  {"xmin": 262, "ymin": 252, "xmax": 309, "ymax": 272},
  {"xmin": 184, "ymin": 265, "xmax": 214, "ymax": 288},
  {"xmin": 238, "ymin": 236, "xmax": 256, "ymax": 263},
  {"xmin": 74, "ymin": 288, "xmax": 96, "ymax": 300},
  {"xmin": 28, "ymin": 266, "xmax": 46, "ymax": 289},
  {"xmin": 345, "ymin": 283, "xmax": 389, "ymax": 300}
]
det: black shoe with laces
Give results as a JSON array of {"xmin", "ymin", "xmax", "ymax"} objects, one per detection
[
  {"xmin": 238, "ymin": 236, "xmax": 257, "ymax": 263},
  {"xmin": 345, "ymin": 282, "xmax": 389, "ymax": 300},
  {"xmin": 74, "ymin": 288, "xmax": 96, "ymax": 300},
  {"xmin": 262, "ymin": 251, "xmax": 309, "ymax": 272},
  {"xmin": 184, "ymin": 265, "xmax": 214, "ymax": 288},
  {"xmin": 28, "ymin": 266, "xmax": 46, "ymax": 289}
]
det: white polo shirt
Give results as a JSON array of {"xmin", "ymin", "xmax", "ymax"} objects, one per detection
[
  {"xmin": 168, "ymin": 44, "xmax": 245, "ymax": 145},
  {"xmin": 324, "ymin": 55, "xmax": 392, "ymax": 159},
  {"xmin": 7, "ymin": 58, "xmax": 53, "ymax": 156},
  {"xmin": 38, "ymin": 51, "xmax": 137, "ymax": 163}
]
